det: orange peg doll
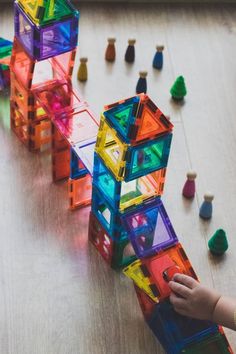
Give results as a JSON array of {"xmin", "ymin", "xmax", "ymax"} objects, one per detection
[{"xmin": 105, "ymin": 38, "xmax": 116, "ymax": 62}]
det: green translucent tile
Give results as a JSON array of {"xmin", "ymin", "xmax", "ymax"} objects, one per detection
[{"xmin": 182, "ymin": 332, "xmax": 232, "ymax": 354}]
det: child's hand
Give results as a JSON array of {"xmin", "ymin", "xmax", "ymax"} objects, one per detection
[{"xmin": 169, "ymin": 273, "xmax": 221, "ymax": 321}]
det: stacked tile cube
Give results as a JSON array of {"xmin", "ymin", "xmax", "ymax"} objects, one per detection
[
  {"xmin": 10, "ymin": 0, "xmax": 99, "ymax": 208},
  {"xmin": 89, "ymin": 93, "xmax": 233, "ymax": 353},
  {"xmin": 0, "ymin": 38, "xmax": 12, "ymax": 90}
]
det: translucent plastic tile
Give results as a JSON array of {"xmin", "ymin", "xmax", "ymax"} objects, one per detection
[
  {"xmin": 89, "ymin": 211, "xmax": 136, "ymax": 269},
  {"xmin": 95, "ymin": 116, "xmax": 127, "ymax": 181},
  {"xmin": 51, "ymin": 49, "xmax": 76, "ymax": 82},
  {"xmin": 134, "ymin": 284, "xmax": 156, "ymax": 321},
  {"xmin": 89, "ymin": 211, "xmax": 114, "ymax": 265},
  {"xmin": 127, "ymin": 133, "xmax": 172, "ymax": 181},
  {"xmin": 10, "ymin": 38, "xmax": 34, "ymax": 89},
  {"xmin": 147, "ymin": 300, "xmax": 218, "ymax": 354},
  {"xmin": 122, "ymin": 198, "xmax": 178, "ymax": 258},
  {"xmin": 33, "ymin": 82, "xmax": 84, "ymax": 118},
  {"xmin": 96, "ymin": 115, "xmax": 172, "ymax": 182},
  {"xmin": 123, "ymin": 243, "xmax": 198, "ymax": 303},
  {"xmin": 72, "ymin": 138, "xmax": 96, "ymax": 176},
  {"xmin": 17, "ymin": 0, "xmax": 77, "ymax": 26},
  {"xmin": 68, "ymin": 174, "xmax": 92, "ymax": 210},
  {"xmin": 0, "ymin": 37, "xmax": 12, "ymax": 59},
  {"xmin": 91, "ymin": 185, "xmax": 128, "ymax": 242},
  {"xmin": 15, "ymin": 2, "xmax": 79, "ymax": 61},
  {"xmin": 104, "ymin": 93, "xmax": 173, "ymax": 143},
  {"xmin": 181, "ymin": 329, "xmax": 233, "ymax": 354},
  {"xmin": 93, "ymin": 152, "xmax": 166, "ymax": 212},
  {"xmin": 70, "ymin": 148, "xmax": 88, "ymax": 179},
  {"xmin": 54, "ymin": 107, "xmax": 99, "ymax": 145}
]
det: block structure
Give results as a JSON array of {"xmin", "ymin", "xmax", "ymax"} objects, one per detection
[
  {"xmin": 7, "ymin": 1, "xmax": 233, "ymax": 351},
  {"xmin": 89, "ymin": 93, "xmax": 233, "ymax": 352},
  {"xmin": 0, "ymin": 38, "xmax": 12, "ymax": 91},
  {"xmin": 10, "ymin": 0, "xmax": 99, "ymax": 208}
]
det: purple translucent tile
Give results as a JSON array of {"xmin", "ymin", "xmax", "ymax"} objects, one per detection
[
  {"xmin": 0, "ymin": 68, "xmax": 5, "ymax": 90},
  {"xmin": 122, "ymin": 198, "xmax": 178, "ymax": 258},
  {"xmin": 15, "ymin": 2, "xmax": 79, "ymax": 61}
]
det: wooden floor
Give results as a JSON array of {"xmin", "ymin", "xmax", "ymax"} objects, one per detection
[{"xmin": 1, "ymin": 2, "xmax": 236, "ymax": 353}]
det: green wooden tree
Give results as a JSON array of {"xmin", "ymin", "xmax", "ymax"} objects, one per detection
[
  {"xmin": 170, "ymin": 76, "xmax": 187, "ymax": 100},
  {"xmin": 208, "ymin": 229, "xmax": 228, "ymax": 256}
]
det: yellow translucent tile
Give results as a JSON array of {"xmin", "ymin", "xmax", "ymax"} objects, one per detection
[
  {"xmin": 123, "ymin": 259, "xmax": 158, "ymax": 302},
  {"xmin": 95, "ymin": 115, "xmax": 128, "ymax": 181}
]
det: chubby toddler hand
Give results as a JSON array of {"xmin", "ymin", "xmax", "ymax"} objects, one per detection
[{"xmin": 169, "ymin": 273, "xmax": 221, "ymax": 321}]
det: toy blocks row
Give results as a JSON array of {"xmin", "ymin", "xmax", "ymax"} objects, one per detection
[
  {"xmin": 89, "ymin": 211, "xmax": 137, "ymax": 269},
  {"xmin": 93, "ymin": 152, "xmax": 166, "ymax": 212},
  {"xmin": 104, "ymin": 93, "xmax": 173, "ymax": 144},
  {"xmin": 11, "ymin": 101, "xmax": 51, "ymax": 151},
  {"xmin": 95, "ymin": 114, "xmax": 172, "ymax": 182},
  {"xmin": 123, "ymin": 243, "xmax": 196, "ymax": 303},
  {"xmin": 10, "ymin": 38, "xmax": 76, "ymax": 90},
  {"xmin": 15, "ymin": 1, "xmax": 79, "ymax": 61},
  {"xmin": 17, "ymin": 0, "xmax": 77, "ymax": 27}
]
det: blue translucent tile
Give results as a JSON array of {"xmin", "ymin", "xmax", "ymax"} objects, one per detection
[
  {"xmin": 147, "ymin": 300, "xmax": 218, "ymax": 354},
  {"xmin": 91, "ymin": 185, "xmax": 128, "ymax": 242},
  {"xmin": 122, "ymin": 198, "xmax": 178, "ymax": 258},
  {"xmin": 70, "ymin": 147, "xmax": 88, "ymax": 179}
]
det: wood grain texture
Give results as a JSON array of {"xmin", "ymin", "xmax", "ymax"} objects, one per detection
[{"xmin": 0, "ymin": 2, "xmax": 236, "ymax": 353}]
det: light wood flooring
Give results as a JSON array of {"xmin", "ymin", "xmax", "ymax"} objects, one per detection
[{"xmin": 0, "ymin": 2, "xmax": 236, "ymax": 353}]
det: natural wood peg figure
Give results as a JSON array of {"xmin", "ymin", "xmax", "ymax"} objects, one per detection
[
  {"xmin": 136, "ymin": 71, "xmax": 148, "ymax": 94},
  {"xmin": 105, "ymin": 38, "xmax": 116, "ymax": 62},
  {"xmin": 153, "ymin": 45, "xmax": 164, "ymax": 70},
  {"xmin": 125, "ymin": 39, "xmax": 136, "ymax": 63},
  {"xmin": 182, "ymin": 171, "xmax": 197, "ymax": 198},
  {"xmin": 199, "ymin": 192, "xmax": 214, "ymax": 219},
  {"xmin": 77, "ymin": 57, "xmax": 88, "ymax": 82}
]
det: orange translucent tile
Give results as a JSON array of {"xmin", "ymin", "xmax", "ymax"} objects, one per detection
[
  {"xmin": 52, "ymin": 148, "xmax": 70, "ymax": 182},
  {"xmin": 68, "ymin": 174, "xmax": 92, "ymax": 210},
  {"xmin": 10, "ymin": 38, "xmax": 34, "ymax": 90}
]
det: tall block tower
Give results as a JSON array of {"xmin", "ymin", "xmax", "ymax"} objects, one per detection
[
  {"xmin": 89, "ymin": 93, "xmax": 173, "ymax": 269},
  {"xmin": 10, "ymin": 0, "xmax": 79, "ymax": 151},
  {"xmin": 10, "ymin": 0, "xmax": 99, "ymax": 209},
  {"xmin": 89, "ymin": 93, "xmax": 233, "ymax": 353}
]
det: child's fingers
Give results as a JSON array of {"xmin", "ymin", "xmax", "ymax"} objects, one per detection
[
  {"xmin": 169, "ymin": 281, "xmax": 191, "ymax": 298},
  {"xmin": 172, "ymin": 273, "xmax": 198, "ymax": 289},
  {"xmin": 169, "ymin": 292, "xmax": 186, "ymax": 308}
]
